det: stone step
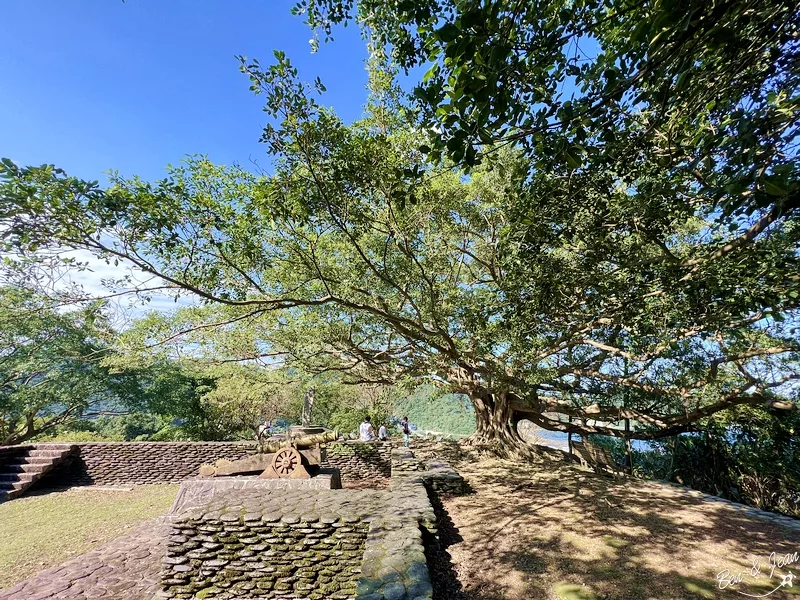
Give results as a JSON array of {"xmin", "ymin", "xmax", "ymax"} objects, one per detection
[
  {"xmin": 0, "ymin": 445, "xmax": 73, "ymax": 501},
  {"xmin": 3, "ymin": 462, "xmax": 47, "ymax": 474},
  {"xmin": 6, "ymin": 486, "xmax": 26, "ymax": 500},
  {"xmin": 9, "ymin": 456, "xmax": 54, "ymax": 465},
  {"xmin": 0, "ymin": 472, "xmax": 35, "ymax": 483},
  {"xmin": 33, "ymin": 443, "xmax": 73, "ymax": 447},
  {"xmin": 27, "ymin": 449, "xmax": 70, "ymax": 458}
]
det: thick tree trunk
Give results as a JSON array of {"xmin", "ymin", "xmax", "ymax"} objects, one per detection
[{"xmin": 465, "ymin": 390, "xmax": 535, "ymax": 459}]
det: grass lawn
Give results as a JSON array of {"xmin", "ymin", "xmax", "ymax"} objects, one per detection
[
  {"xmin": 0, "ymin": 484, "xmax": 178, "ymax": 588},
  {"xmin": 436, "ymin": 450, "xmax": 800, "ymax": 600}
]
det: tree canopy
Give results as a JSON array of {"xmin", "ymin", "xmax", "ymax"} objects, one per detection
[
  {"xmin": 302, "ymin": 0, "xmax": 799, "ymax": 214},
  {"xmin": 0, "ymin": 277, "xmax": 303, "ymax": 444},
  {"xmin": 0, "ymin": 285, "xmax": 133, "ymax": 444},
  {"xmin": 1, "ymin": 0, "xmax": 798, "ymax": 454}
]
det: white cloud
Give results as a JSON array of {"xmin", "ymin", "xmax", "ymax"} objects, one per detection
[{"xmin": 50, "ymin": 249, "xmax": 197, "ymax": 326}]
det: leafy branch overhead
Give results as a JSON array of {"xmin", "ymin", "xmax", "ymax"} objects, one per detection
[
  {"xmin": 1, "ymin": 0, "xmax": 798, "ymax": 452},
  {"xmin": 301, "ymin": 0, "xmax": 799, "ymax": 215}
]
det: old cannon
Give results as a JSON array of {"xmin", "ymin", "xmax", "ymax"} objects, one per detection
[{"xmin": 200, "ymin": 429, "xmax": 338, "ymax": 480}]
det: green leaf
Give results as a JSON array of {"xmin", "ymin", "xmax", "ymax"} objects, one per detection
[
  {"xmin": 423, "ymin": 64, "xmax": 438, "ymax": 83},
  {"xmin": 436, "ymin": 23, "xmax": 460, "ymax": 43},
  {"xmin": 564, "ymin": 147, "xmax": 583, "ymax": 169},
  {"xmin": 763, "ymin": 177, "xmax": 789, "ymax": 196}
]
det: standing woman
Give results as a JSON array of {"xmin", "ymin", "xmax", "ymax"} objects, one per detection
[
  {"xmin": 359, "ymin": 416, "xmax": 375, "ymax": 441},
  {"xmin": 400, "ymin": 416, "xmax": 411, "ymax": 447}
]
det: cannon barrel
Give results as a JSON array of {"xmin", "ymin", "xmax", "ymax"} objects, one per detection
[{"xmin": 259, "ymin": 430, "xmax": 338, "ymax": 453}]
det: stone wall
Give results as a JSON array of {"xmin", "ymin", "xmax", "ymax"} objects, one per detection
[
  {"xmin": 161, "ymin": 482, "xmax": 437, "ymax": 600},
  {"xmin": 389, "ymin": 447, "xmax": 427, "ymax": 476},
  {"xmin": 41, "ymin": 440, "xmax": 391, "ymax": 487},
  {"xmin": 51, "ymin": 442, "xmax": 258, "ymax": 486},
  {"xmin": 323, "ymin": 441, "xmax": 392, "ymax": 480},
  {"xmin": 423, "ymin": 465, "xmax": 469, "ymax": 495},
  {"xmin": 163, "ymin": 500, "xmax": 369, "ymax": 599},
  {"xmin": 391, "ymin": 446, "xmax": 469, "ymax": 496}
]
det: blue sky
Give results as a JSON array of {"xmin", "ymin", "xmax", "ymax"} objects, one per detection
[
  {"xmin": 0, "ymin": 0, "xmax": 370, "ymax": 182},
  {"xmin": 0, "ymin": 1, "xmax": 372, "ymax": 313}
]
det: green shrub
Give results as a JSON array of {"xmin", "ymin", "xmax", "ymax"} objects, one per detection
[
  {"xmin": 393, "ymin": 385, "xmax": 475, "ymax": 436},
  {"xmin": 34, "ymin": 430, "xmax": 118, "ymax": 442},
  {"xmin": 327, "ymin": 443, "xmax": 356, "ymax": 456},
  {"xmin": 146, "ymin": 424, "xmax": 194, "ymax": 441},
  {"xmin": 32, "ymin": 413, "xmax": 190, "ymax": 442},
  {"xmin": 328, "ymin": 442, "xmax": 377, "ymax": 456},
  {"xmin": 328, "ymin": 407, "xmax": 391, "ymax": 437},
  {"xmin": 591, "ymin": 406, "xmax": 800, "ymax": 518}
]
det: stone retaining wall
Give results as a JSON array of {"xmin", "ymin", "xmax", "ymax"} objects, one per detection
[
  {"xmin": 163, "ymin": 506, "xmax": 369, "ymax": 599},
  {"xmin": 324, "ymin": 441, "xmax": 392, "ymax": 480},
  {"xmin": 39, "ymin": 440, "xmax": 391, "ymax": 486},
  {"xmin": 52, "ymin": 442, "xmax": 259, "ymax": 485},
  {"xmin": 391, "ymin": 446, "xmax": 469, "ymax": 496},
  {"xmin": 161, "ymin": 484, "xmax": 436, "ymax": 600}
]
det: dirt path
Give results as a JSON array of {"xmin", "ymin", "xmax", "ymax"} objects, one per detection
[{"xmin": 437, "ymin": 456, "xmax": 800, "ymax": 600}]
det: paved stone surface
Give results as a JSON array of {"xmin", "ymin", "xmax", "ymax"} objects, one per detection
[
  {"xmin": 0, "ymin": 447, "xmax": 463, "ymax": 600},
  {"xmin": 174, "ymin": 484, "xmax": 437, "ymax": 532},
  {"xmin": 169, "ymin": 470, "xmax": 342, "ymax": 515},
  {"xmin": 0, "ymin": 517, "xmax": 169, "ymax": 600}
]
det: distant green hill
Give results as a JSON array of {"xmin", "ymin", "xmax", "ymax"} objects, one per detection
[{"xmin": 393, "ymin": 385, "xmax": 476, "ymax": 437}]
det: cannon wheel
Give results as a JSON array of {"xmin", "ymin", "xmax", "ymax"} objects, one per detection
[
  {"xmin": 272, "ymin": 447, "xmax": 301, "ymax": 476},
  {"xmin": 261, "ymin": 447, "xmax": 311, "ymax": 479}
]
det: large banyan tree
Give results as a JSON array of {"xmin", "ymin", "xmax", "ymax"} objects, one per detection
[{"xmin": 1, "ymin": 0, "xmax": 799, "ymax": 453}]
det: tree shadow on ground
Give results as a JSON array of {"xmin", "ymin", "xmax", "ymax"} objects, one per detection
[
  {"xmin": 433, "ymin": 450, "xmax": 800, "ymax": 600},
  {"xmin": 426, "ymin": 488, "xmax": 468, "ymax": 600}
]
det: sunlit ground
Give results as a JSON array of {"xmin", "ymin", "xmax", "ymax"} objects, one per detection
[
  {"xmin": 0, "ymin": 484, "xmax": 178, "ymax": 588},
  {"xmin": 438, "ymin": 454, "xmax": 799, "ymax": 600}
]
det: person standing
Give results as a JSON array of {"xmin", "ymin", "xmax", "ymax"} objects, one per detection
[
  {"xmin": 378, "ymin": 423, "xmax": 388, "ymax": 441},
  {"xmin": 257, "ymin": 419, "xmax": 270, "ymax": 441},
  {"xmin": 400, "ymin": 416, "xmax": 411, "ymax": 447},
  {"xmin": 359, "ymin": 416, "xmax": 375, "ymax": 441}
]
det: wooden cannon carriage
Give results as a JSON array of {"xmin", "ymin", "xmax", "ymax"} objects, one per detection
[{"xmin": 200, "ymin": 430, "xmax": 338, "ymax": 480}]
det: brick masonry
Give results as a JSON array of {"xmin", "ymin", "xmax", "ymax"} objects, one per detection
[
  {"xmin": 48, "ymin": 442, "xmax": 259, "ymax": 486},
  {"xmin": 162, "ymin": 503, "xmax": 370, "ymax": 600},
  {"xmin": 39, "ymin": 441, "xmax": 392, "ymax": 487},
  {"xmin": 161, "ymin": 481, "xmax": 438, "ymax": 600},
  {"xmin": 323, "ymin": 441, "xmax": 392, "ymax": 480}
]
